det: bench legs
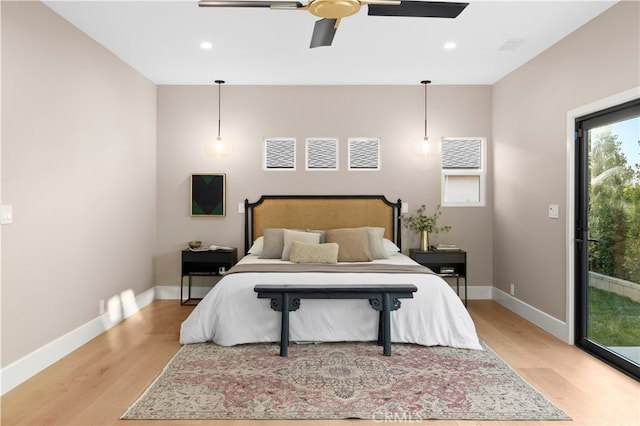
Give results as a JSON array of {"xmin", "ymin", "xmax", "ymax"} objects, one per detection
[
  {"xmin": 382, "ymin": 292, "xmax": 391, "ymax": 356},
  {"xmin": 276, "ymin": 292, "xmax": 395, "ymax": 357},
  {"xmin": 280, "ymin": 293, "xmax": 290, "ymax": 357}
]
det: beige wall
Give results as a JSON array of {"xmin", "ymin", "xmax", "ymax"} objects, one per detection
[
  {"xmin": 1, "ymin": 2, "xmax": 157, "ymax": 366},
  {"xmin": 8, "ymin": 0, "xmax": 635, "ymax": 374},
  {"xmin": 156, "ymin": 85, "xmax": 494, "ymax": 287},
  {"xmin": 492, "ymin": 1, "xmax": 640, "ymax": 320}
]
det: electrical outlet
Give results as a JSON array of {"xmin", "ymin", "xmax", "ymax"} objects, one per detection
[
  {"xmin": 99, "ymin": 299, "xmax": 105, "ymax": 314},
  {"xmin": 510, "ymin": 283, "xmax": 515, "ymax": 296},
  {"xmin": 238, "ymin": 202, "xmax": 245, "ymax": 214}
]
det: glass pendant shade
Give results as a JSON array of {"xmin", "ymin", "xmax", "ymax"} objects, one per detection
[
  {"xmin": 421, "ymin": 136, "xmax": 430, "ymax": 155},
  {"xmin": 413, "ymin": 135, "xmax": 430, "ymax": 156},
  {"xmin": 207, "ymin": 135, "xmax": 232, "ymax": 157}
]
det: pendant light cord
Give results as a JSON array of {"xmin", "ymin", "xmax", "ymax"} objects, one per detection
[
  {"xmin": 215, "ymin": 80, "xmax": 225, "ymax": 138},
  {"xmin": 421, "ymin": 80, "xmax": 430, "ymax": 138}
]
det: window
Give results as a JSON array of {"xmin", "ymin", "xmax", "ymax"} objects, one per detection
[{"xmin": 441, "ymin": 137, "xmax": 486, "ymax": 207}]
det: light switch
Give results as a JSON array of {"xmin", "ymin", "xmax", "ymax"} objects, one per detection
[
  {"xmin": 548, "ymin": 204, "xmax": 559, "ymax": 219},
  {"xmin": 1, "ymin": 205, "xmax": 13, "ymax": 224},
  {"xmin": 401, "ymin": 203, "xmax": 409, "ymax": 214},
  {"xmin": 238, "ymin": 202, "xmax": 245, "ymax": 214}
]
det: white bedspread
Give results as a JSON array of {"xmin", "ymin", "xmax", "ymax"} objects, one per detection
[{"xmin": 179, "ymin": 253, "xmax": 482, "ymax": 350}]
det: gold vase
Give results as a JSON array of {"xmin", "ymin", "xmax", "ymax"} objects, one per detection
[{"xmin": 420, "ymin": 230, "xmax": 430, "ymax": 251}]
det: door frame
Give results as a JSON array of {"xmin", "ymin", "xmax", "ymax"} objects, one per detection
[{"xmin": 565, "ymin": 86, "xmax": 640, "ymax": 345}]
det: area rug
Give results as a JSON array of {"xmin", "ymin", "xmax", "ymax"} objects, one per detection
[{"xmin": 122, "ymin": 342, "xmax": 570, "ymax": 421}]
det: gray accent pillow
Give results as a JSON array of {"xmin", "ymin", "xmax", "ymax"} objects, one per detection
[{"xmin": 259, "ymin": 228, "xmax": 285, "ymax": 259}]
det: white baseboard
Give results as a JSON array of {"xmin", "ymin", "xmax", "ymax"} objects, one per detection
[
  {"xmin": 492, "ymin": 287, "xmax": 571, "ymax": 343},
  {"xmin": 0, "ymin": 287, "xmax": 156, "ymax": 395},
  {"xmin": 155, "ymin": 285, "xmax": 213, "ymax": 300},
  {"xmin": 451, "ymin": 284, "xmax": 493, "ymax": 300}
]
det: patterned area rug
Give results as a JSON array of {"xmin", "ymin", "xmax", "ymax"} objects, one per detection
[{"xmin": 122, "ymin": 342, "xmax": 569, "ymax": 420}]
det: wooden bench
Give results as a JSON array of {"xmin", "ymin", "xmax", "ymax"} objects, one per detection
[{"xmin": 254, "ymin": 284, "xmax": 418, "ymax": 357}]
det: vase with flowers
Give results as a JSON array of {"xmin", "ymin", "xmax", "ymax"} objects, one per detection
[{"xmin": 402, "ymin": 205, "xmax": 451, "ymax": 251}]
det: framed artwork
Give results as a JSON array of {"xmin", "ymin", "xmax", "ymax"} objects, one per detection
[
  {"xmin": 190, "ymin": 174, "xmax": 225, "ymax": 216},
  {"xmin": 264, "ymin": 137, "xmax": 296, "ymax": 170},
  {"xmin": 348, "ymin": 137, "xmax": 380, "ymax": 171},
  {"xmin": 305, "ymin": 137, "xmax": 338, "ymax": 171}
]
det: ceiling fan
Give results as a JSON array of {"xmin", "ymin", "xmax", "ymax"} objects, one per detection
[{"xmin": 198, "ymin": 0, "xmax": 469, "ymax": 48}]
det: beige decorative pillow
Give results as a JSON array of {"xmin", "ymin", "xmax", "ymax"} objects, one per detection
[
  {"xmin": 282, "ymin": 229, "xmax": 321, "ymax": 260},
  {"xmin": 289, "ymin": 241, "xmax": 339, "ymax": 264},
  {"xmin": 362, "ymin": 226, "xmax": 388, "ymax": 259},
  {"xmin": 326, "ymin": 228, "xmax": 373, "ymax": 262},
  {"xmin": 260, "ymin": 228, "xmax": 285, "ymax": 259}
]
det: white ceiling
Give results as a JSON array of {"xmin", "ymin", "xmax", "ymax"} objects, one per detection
[{"xmin": 44, "ymin": 0, "xmax": 617, "ymax": 85}]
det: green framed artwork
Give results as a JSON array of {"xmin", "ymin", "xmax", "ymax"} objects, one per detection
[{"xmin": 190, "ymin": 174, "xmax": 225, "ymax": 216}]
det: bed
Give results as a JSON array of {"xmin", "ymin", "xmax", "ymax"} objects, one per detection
[{"xmin": 180, "ymin": 195, "xmax": 482, "ymax": 351}]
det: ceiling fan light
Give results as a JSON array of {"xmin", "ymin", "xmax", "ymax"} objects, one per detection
[{"xmin": 309, "ymin": 0, "xmax": 361, "ymax": 19}]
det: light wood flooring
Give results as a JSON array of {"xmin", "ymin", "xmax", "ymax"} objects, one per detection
[{"xmin": 2, "ymin": 300, "xmax": 639, "ymax": 425}]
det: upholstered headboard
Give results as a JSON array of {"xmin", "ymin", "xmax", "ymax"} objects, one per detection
[{"xmin": 243, "ymin": 195, "xmax": 402, "ymax": 255}]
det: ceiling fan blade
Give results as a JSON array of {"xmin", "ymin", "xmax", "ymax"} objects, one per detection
[
  {"xmin": 310, "ymin": 18, "xmax": 337, "ymax": 48},
  {"xmin": 198, "ymin": 0, "xmax": 303, "ymax": 9},
  {"xmin": 367, "ymin": 1, "xmax": 468, "ymax": 18}
]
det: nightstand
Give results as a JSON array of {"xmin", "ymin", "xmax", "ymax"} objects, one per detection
[
  {"xmin": 409, "ymin": 249, "xmax": 467, "ymax": 307},
  {"xmin": 181, "ymin": 248, "xmax": 237, "ymax": 305}
]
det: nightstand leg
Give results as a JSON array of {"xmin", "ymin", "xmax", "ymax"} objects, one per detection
[{"xmin": 463, "ymin": 277, "xmax": 467, "ymax": 307}]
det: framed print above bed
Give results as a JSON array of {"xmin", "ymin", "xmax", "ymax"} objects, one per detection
[
  {"xmin": 264, "ymin": 137, "xmax": 296, "ymax": 171},
  {"xmin": 348, "ymin": 137, "xmax": 380, "ymax": 171},
  {"xmin": 190, "ymin": 173, "xmax": 225, "ymax": 216},
  {"xmin": 305, "ymin": 137, "xmax": 338, "ymax": 171}
]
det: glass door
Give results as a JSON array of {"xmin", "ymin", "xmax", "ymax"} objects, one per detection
[{"xmin": 575, "ymin": 99, "xmax": 640, "ymax": 380}]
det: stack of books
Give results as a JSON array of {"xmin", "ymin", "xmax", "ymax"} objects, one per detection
[{"xmin": 431, "ymin": 244, "xmax": 461, "ymax": 251}]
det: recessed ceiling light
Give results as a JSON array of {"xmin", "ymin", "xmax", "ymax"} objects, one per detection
[
  {"xmin": 200, "ymin": 41, "xmax": 213, "ymax": 50},
  {"xmin": 443, "ymin": 41, "xmax": 457, "ymax": 50}
]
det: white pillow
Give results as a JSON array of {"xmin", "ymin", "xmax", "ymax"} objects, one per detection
[
  {"xmin": 362, "ymin": 226, "xmax": 388, "ymax": 259},
  {"xmin": 247, "ymin": 236, "xmax": 263, "ymax": 255},
  {"xmin": 383, "ymin": 238, "xmax": 400, "ymax": 256},
  {"xmin": 281, "ymin": 229, "xmax": 321, "ymax": 260}
]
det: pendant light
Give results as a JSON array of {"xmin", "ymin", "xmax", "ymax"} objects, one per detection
[
  {"xmin": 420, "ymin": 80, "xmax": 431, "ymax": 156},
  {"xmin": 207, "ymin": 79, "xmax": 232, "ymax": 157}
]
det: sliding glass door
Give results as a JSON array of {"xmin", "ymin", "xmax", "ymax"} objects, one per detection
[{"xmin": 575, "ymin": 99, "xmax": 640, "ymax": 380}]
